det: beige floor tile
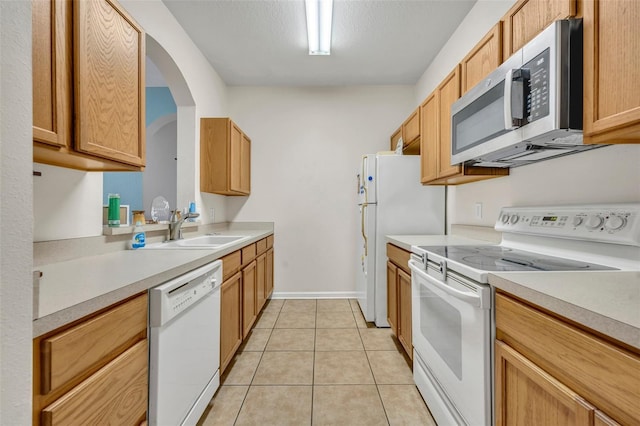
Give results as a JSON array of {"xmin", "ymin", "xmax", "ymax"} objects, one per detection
[
  {"xmin": 240, "ymin": 328, "xmax": 272, "ymax": 352},
  {"xmin": 266, "ymin": 329, "xmax": 315, "ymax": 351},
  {"xmin": 253, "ymin": 311, "xmax": 279, "ymax": 329},
  {"xmin": 222, "ymin": 352, "xmax": 262, "ymax": 385},
  {"xmin": 198, "ymin": 385, "xmax": 248, "ymax": 426},
  {"xmin": 252, "ymin": 351, "xmax": 314, "ymax": 385},
  {"xmin": 367, "ymin": 351, "xmax": 414, "ymax": 384},
  {"xmin": 281, "ymin": 299, "xmax": 317, "ymax": 313},
  {"xmin": 274, "ymin": 311, "xmax": 316, "ymax": 329},
  {"xmin": 312, "ymin": 385, "xmax": 388, "ymax": 426},
  {"xmin": 314, "ymin": 351, "xmax": 374, "ymax": 384},
  {"xmin": 315, "ymin": 328, "xmax": 363, "ymax": 351},
  {"xmin": 316, "ymin": 311, "xmax": 356, "ymax": 328},
  {"xmin": 378, "ymin": 385, "xmax": 437, "ymax": 426},
  {"xmin": 360, "ymin": 328, "xmax": 400, "ymax": 351},
  {"xmin": 353, "ymin": 307, "xmax": 371, "ymax": 329},
  {"xmin": 317, "ymin": 299, "xmax": 352, "ymax": 312},
  {"xmin": 235, "ymin": 386, "xmax": 312, "ymax": 426},
  {"xmin": 261, "ymin": 298, "xmax": 284, "ymax": 313},
  {"xmin": 349, "ymin": 298, "xmax": 360, "ymax": 312}
]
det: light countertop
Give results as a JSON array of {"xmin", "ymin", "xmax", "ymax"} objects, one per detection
[
  {"xmin": 490, "ymin": 271, "xmax": 640, "ymax": 350},
  {"xmin": 33, "ymin": 227, "xmax": 273, "ymax": 337},
  {"xmin": 385, "ymin": 234, "xmax": 495, "ymax": 252}
]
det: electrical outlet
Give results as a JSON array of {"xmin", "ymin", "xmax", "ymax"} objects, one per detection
[{"xmin": 474, "ymin": 203, "xmax": 483, "ymax": 219}]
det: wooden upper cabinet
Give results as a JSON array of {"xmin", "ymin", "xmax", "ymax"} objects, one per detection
[
  {"xmin": 420, "ymin": 66, "xmax": 509, "ymax": 185},
  {"xmin": 32, "ymin": 0, "xmax": 146, "ymax": 171},
  {"xmin": 583, "ymin": 0, "xmax": 640, "ymax": 144},
  {"xmin": 389, "ymin": 108, "xmax": 421, "ymax": 155},
  {"xmin": 74, "ymin": 0, "xmax": 145, "ymax": 167},
  {"xmin": 32, "ymin": 0, "xmax": 72, "ymax": 149},
  {"xmin": 461, "ymin": 23, "xmax": 503, "ymax": 95},
  {"xmin": 201, "ymin": 118, "xmax": 251, "ymax": 196},
  {"xmin": 502, "ymin": 0, "xmax": 577, "ymax": 57},
  {"xmin": 390, "ymin": 127, "xmax": 402, "ymax": 151}
]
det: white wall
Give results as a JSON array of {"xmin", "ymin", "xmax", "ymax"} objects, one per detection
[
  {"xmin": 414, "ymin": 0, "xmax": 640, "ymax": 228},
  {"xmin": 0, "ymin": 1, "xmax": 33, "ymax": 422},
  {"xmin": 228, "ymin": 86, "xmax": 415, "ymax": 296}
]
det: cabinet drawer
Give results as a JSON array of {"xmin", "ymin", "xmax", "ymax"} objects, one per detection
[
  {"xmin": 221, "ymin": 250, "xmax": 241, "ymax": 281},
  {"xmin": 256, "ymin": 238, "xmax": 267, "ymax": 255},
  {"xmin": 266, "ymin": 234, "xmax": 274, "ymax": 249},
  {"xmin": 386, "ymin": 243, "xmax": 411, "ymax": 274},
  {"xmin": 242, "ymin": 243, "xmax": 257, "ymax": 265},
  {"xmin": 41, "ymin": 339, "xmax": 148, "ymax": 426},
  {"xmin": 496, "ymin": 292, "xmax": 640, "ymax": 425},
  {"xmin": 40, "ymin": 294, "xmax": 147, "ymax": 394}
]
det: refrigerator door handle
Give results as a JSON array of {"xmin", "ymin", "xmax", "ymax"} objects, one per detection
[{"xmin": 361, "ymin": 204, "xmax": 368, "ymax": 256}]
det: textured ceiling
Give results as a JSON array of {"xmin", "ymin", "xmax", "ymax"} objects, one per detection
[{"xmin": 161, "ymin": 0, "xmax": 477, "ymax": 86}]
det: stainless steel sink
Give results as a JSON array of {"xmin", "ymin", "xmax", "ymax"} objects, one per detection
[{"xmin": 144, "ymin": 235, "xmax": 250, "ymax": 250}]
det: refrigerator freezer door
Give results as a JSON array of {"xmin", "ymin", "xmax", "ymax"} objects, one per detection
[
  {"xmin": 356, "ymin": 203, "xmax": 376, "ymax": 322},
  {"xmin": 358, "ymin": 154, "xmax": 377, "ymax": 205}
]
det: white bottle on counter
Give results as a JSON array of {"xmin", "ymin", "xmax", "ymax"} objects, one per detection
[{"xmin": 130, "ymin": 222, "xmax": 146, "ymax": 249}]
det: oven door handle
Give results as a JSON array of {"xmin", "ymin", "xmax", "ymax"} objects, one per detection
[{"xmin": 409, "ymin": 260, "xmax": 486, "ymax": 308}]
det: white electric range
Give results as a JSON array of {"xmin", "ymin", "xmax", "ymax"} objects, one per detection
[{"xmin": 409, "ymin": 203, "xmax": 640, "ymax": 426}]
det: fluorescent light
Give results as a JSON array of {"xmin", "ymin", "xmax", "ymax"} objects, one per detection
[{"xmin": 305, "ymin": 0, "xmax": 333, "ymax": 55}]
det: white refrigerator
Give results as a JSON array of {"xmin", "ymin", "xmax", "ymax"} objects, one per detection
[{"xmin": 356, "ymin": 154, "xmax": 445, "ymax": 327}]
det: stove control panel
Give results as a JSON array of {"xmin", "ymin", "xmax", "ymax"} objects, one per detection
[{"xmin": 495, "ymin": 204, "xmax": 640, "ymax": 246}]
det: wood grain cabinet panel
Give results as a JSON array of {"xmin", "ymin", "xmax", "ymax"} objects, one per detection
[
  {"xmin": 495, "ymin": 292, "xmax": 640, "ymax": 425},
  {"xmin": 41, "ymin": 294, "xmax": 147, "ymax": 394},
  {"xmin": 256, "ymin": 253, "xmax": 267, "ymax": 313},
  {"xmin": 420, "ymin": 93, "xmax": 439, "ymax": 183},
  {"xmin": 256, "ymin": 238, "xmax": 268, "ymax": 255},
  {"xmin": 220, "ymin": 271, "xmax": 243, "ymax": 375},
  {"xmin": 200, "ymin": 118, "xmax": 251, "ymax": 196},
  {"xmin": 41, "ymin": 340, "xmax": 148, "ymax": 426},
  {"xmin": 583, "ymin": 0, "xmax": 640, "ymax": 144},
  {"xmin": 33, "ymin": 0, "xmax": 146, "ymax": 171},
  {"xmin": 242, "ymin": 260, "xmax": 257, "ymax": 338},
  {"xmin": 221, "ymin": 250, "xmax": 242, "ymax": 282},
  {"xmin": 386, "ymin": 261, "xmax": 398, "ymax": 336},
  {"xmin": 397, "ymin": 268, "xmax": 412, "ymax": 360},
  {"xmin": 266, "ymin": 247, "xmax": 274, "ymax": 297},
  {"xmin": 461, "ymin": 23, "xmax": 503, "ymax": 95},
  {"xmin": 390, "ymin": 127, "xmax": 402, "ymax": 151},
  {"xmin": 502, "ymin": 0, "xmax": 577, "ymax": 57},
  {"xmin": 241, "ymin": 243, "xmax": 257, "ymax": 266}
]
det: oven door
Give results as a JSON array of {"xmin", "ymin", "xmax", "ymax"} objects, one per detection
[{"xmin": 409, "ymin": 259, "xmax": 492, "ymax": 426}]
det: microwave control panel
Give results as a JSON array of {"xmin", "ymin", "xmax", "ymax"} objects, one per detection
[
  {"xmin": 524, "ymin": 48, "xmax": 550, "ymax": 123},
  {"xmin": 495, "ymin": 204, "xmax": 640, "ymax": 246}
]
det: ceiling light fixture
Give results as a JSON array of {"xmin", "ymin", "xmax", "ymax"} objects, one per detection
[{"xmin": 305, "ymin": 0, "xmax": 333, "ymax": 55}]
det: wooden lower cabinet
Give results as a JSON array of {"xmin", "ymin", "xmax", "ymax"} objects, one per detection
[
  {"xmin": 33, "ymin": 293, "xmax": 148, "ymax": 426},
  {"xmin": 266, "ymin": 248, "xmax": 274, "ymax": 297},
  {"xmin": 256, "ymin": 253, "xmax": 267, "ymax": 313},
  {"xmin": 220, "ymin": 271, "xmax": 243, "ymax": 374},
  {"xmin": 386, "ymin": 243, "xmax": 413, "ymax": 360},
  {"xmin": 242, "ymin": 259, "xmax": 257, "ymax": 338},
  {"xmin": 495, "ymin": 292, "xmax": 639, "ymax": 425}
]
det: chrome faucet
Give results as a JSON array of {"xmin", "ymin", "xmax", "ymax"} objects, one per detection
[{"xmin": 168, "ymin": 210, "xmax": 200, "ymax": 240}]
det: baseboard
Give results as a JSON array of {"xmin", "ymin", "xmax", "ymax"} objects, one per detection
[{"xmin": 271, "ymin": 291, "xmax": 358, "ymax": 299}]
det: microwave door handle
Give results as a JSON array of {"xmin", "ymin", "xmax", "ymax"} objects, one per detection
[{"xmin": 503, "ymin": 69, "xmax": 516, "ymax": 130}]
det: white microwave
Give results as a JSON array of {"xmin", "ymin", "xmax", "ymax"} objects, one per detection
[{"xmin": 450, "ymin": 19, "xmax": 604, "ymax": 168}]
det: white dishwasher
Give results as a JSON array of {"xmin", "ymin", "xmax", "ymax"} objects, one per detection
[{"xmin": 149, "ymin": 260, "xmax": 222, "ymax": 426}]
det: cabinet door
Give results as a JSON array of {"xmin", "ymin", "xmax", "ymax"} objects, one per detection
[
  {"xmin": 74, "ymin": 0, "xmax": 145, "ymax": 167},
  {"xmin": 220, "ymin": 272, "xmax": 243, "ymax": 374},
  {"xmin": 266, "ymin": 248, "xmax": 274, "ymax": 297},
  {"xmin": 242, "ymin": 260, "xmax": 257, "ymax": 338},
  {"xmin": 583, "ymin": 0, "xmax": 640, "ymax": 143},
  {"xmin": 402, "ymin": 108, "xmax": 420, "ymax": 145},
  {"xmin": 32, "ymin": 0, "xmax": 72, "ymax": 148},
  {"xmin": 397, "ymin": 268, "xmax": 412, "ymax": 360},
  {"xmin": 41, "ymin": 340, "xmax": 148, "ymax": 426},
  {"xmin": 503, "ymin": 0, "xmax": 576, "ymax": 56},
  {"xmin": 386, "ymin": 261, "xmax": 398, "ymax": 336},
  {"xmin": 240, "ymin": 134, "xmax": 251, "ymax": 194},
  {"xmin": 495, "ymin": 340, "xmax": 595, "ymax": 426},
  {"xmin": 229, "ymin": 123, "xmax": 243, "ymax": 193},
  {"xmin": 420, "ymin": 92, "xmax": 439, "ymax": 183},
  {"xmin": 256, "ymin": 253, "xmax": 267, "ymax": 313},
  {"xmin": 437, "ymin": 66, "xmax": 462, "ymax": 180},
  {"xmin": 461, "ymin": 23, "xmax": 503, "ymax": 95}
]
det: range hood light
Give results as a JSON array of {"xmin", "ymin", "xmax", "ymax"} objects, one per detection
[{"xmin": 305, "ymin": 0, "xmax": 333, "ymax": 55}]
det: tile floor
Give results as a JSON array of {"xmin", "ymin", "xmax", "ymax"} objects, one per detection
[{"xmin": 198, "ymin": 299, "xmax": 436, "ymax": 426}]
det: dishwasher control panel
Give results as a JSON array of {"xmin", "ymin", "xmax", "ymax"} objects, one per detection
[{"xmin": 149, "ymin": 260, "xmax": 223, "ymax": 327}]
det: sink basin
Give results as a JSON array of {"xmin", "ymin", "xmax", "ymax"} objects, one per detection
[{"xmin": 144, "ymin": 235, "xmax": 249, "ymax": 250}]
